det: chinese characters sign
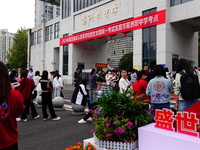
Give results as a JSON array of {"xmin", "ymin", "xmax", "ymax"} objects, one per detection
[
  {"xmin": 155, "ymin": 109, "xmax": 200, "ymax": 137},
  {"xmin": 60, "ymin": 9, "xmax": 166, "ymax": 45},
  {"xmin": 95, "ymin": 63, "xmax": 108, "ymax": 68},
  {"xmin": 82, "ymin": 3, "xmax": 119, "ymax": 25}
]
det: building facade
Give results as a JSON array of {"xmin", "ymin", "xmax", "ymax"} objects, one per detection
[
  {"xmin": 29, "ymin": 0, "xmax": 200, "ymax": 84},
  {"xmin": 35, "ymin": 0, "xmax": 60, "ymax": 26},
  {"xmin": 0, "ymin": 29, "xmax": 14, "ymax": 64}
]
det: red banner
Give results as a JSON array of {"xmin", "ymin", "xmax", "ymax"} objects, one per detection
[
  {"xmin": 60, "ymin": 9, "xmax": 166, "ymax": 45},
  {"xmin": 95, "ymin": 63, "xmax": 108, "ymax": 68}
]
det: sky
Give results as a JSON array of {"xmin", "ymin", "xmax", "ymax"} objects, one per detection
[{"xmin": 0, "ymin": 0, "xmax": 35, "ymax": 33}]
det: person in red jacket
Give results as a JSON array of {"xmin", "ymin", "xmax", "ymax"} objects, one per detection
[
  {"xmin": 18, "ymin": 70, "xmax": 39, "ymax": 121},
  {"xmin": 0, "ymin": 61, "xmax": 25, "ymax": 150},
  {"xmin": 132, "ymin": 70, "xmax": 151, "ymax": 104}
]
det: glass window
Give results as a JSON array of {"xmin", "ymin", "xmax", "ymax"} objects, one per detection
[
  {"xmin": 91, "ymin": 0, "xmax": 95, "ymax": 4},
  {"xmin": 88, "ymin": 0, "xmax": 92, "ymax": 6},
  {"xmin": 84, "ymin": 0, "xmax": 88, "ymax": 8},
  {"xmin": 143, "ymin": 43, "xmax": 149, "ymax": 58},
  {"xmin": 150, "ymin": 26, "xmax": 156, "ymax": 42},
  {"xmin": 149, "ymin": 42, "xmax": 156, "ymax": 57},
  {"xmin": 54, "ymin": 22, "xmax": 60, "ymax": 39},
  {"xmin": 63, "ymin": 45, "xmax": 68, "ymax": 75},
  {"xmin": 37, "ymin": 29, "xmax": 42, "ymax": 44},
  {"xmin": 30, "ymin": 32, "xmax": 36, "ymax": 46},
  {"xmin": 172, "ymin": 54, "xmax": 179, "ymax": 71},
  {"xmin": 77, "ymin": 0, "xmax": 81, "ymax": 11},
  {"xmin": 45, "ymin": 25, "xmax": 53, "ymax": 41},
  {"xmin": 171, "ymin": 0, "xmax": 192, "ymax": 6},
  {"xmin": 142, "ymin": 8, "xmax": 157, "ymax": 68},
  {"xmin": 73, "ymin": 0, "xmax": 104, "ymax": 12},
  {"xmin": 143, "ymin": 28, "xmax": 150, "ymax": 43},
  {"xmin": 62, "ymin": 0, "xmax": 71, "ymax": 19}
]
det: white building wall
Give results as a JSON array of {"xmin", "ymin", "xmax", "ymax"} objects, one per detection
[
  {"xmin": 29, "ymin": 0, "xmax": 200, "ymax": 84},
  {"xmin": 170, "ymin": 0, "xmax": 200, "ymax": 23}
]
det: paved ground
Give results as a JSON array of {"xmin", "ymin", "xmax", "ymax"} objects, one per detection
[
  {"xmin": 17, "ymin": 84, "xmax": 176, "ymax": 150},
  {"xmin": 18, "ymin": 84, "xmax": 93, "ymax": 150}
]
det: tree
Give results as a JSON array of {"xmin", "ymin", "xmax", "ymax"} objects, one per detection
[
  {"xmin": 118, "ymin": 52, "xmax": 133, "ymax": 70},
  {"xmin": 6, "ymin": 28, "xmax": 28, "ymax": 69}
]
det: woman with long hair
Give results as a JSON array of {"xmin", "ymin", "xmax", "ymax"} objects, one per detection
[
  {"xmin": 9, "ymin": 70, "xmax": 17, "ymax": 83},
  {"xmin": 71, "ymin": 79, "xmax": 92, "ymax": 107},
  {"xmin": 18, "ymin": 71, "xmax": 39, "ymax": 121},
  {"xmin": 0, "ymin": 62, "xmax": 24, "ymax": 150},
  {"xmin": 174, "ymin": 58, "xmax": 200, "ymax": 111},
  {"xmin": 33, "ymin": 71, "xmax": 41, "ymax": 86},
  {"xmin": 40, "ymin": 70, "xmax": 61, "ymax": 121}
]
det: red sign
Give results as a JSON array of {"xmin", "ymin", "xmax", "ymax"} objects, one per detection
[
  {"xmin": 154, "ymin": 109, "xmax": 175, "ymax": 131},
  {"xmin": 154, "ymin": 109, "xmax": 200, "ymax": 138},
  {"xmin": 95, "ymin": 63, "xmax": 108, "ymax": 68},
  {"xmin": 60, "ymin": 9, "xmax": 166, "ymax": 45}
]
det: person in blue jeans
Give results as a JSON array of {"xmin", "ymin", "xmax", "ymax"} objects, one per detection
[
  {"xmin": 174, "ymin": 58, "xmax": 200, "ymax": 111},
  {"xmin": 78, "ymin": 77, "xmax": 111, "ymax": 123},
  {"xmin": 146, "ymin": 65, "xmax": 172, "ymax": 116}
]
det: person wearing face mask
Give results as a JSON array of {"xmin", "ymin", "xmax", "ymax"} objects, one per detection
[{"xmin": 105, "ymin": 70, "xmax": 112, "ymax": 85}]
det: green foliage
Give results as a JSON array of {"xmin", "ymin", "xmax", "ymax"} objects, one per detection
[
  {"xmin": 91, "ymin": 89, "xmax": 153, "ymax": 142},
  {"xmin": 6, "ymin": 28, "xmax": 28, "ymax": 69},
  {"xmin": 118, "ymin": 52, "xmax": 133, "ymax": 70}
]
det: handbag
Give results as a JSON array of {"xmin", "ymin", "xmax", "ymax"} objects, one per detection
[
  {"xmin": 31, "ymin": 90, "xmax": 37, "ymax": 100},
  {"xmin": 47, "ymin": 81, "xmax": 53, "ymax": 90}
]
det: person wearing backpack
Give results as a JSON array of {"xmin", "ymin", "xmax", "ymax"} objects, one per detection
[{"xmin": 174, "ymin": 58, "xmax": 200, "ymax": 112}]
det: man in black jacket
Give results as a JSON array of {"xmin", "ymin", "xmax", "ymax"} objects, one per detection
[{"xmin": 74, "ymin": 68, "xmax": 82, "ymax": 87}]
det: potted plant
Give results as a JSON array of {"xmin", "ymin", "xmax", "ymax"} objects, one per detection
[{"xmin": 90, "ymin": 89, "xmax": 153, "ymax": 149}]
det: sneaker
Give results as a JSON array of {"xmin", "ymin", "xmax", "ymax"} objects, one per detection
[
  {"xmin": 16, "ymin": 118, "xmax": 21, "ymax": 122},
  {"xmin": 52, "ymin": 116, "xmax": 61, "ymax": 121},
  {"xmin": 33, "ymin": 115, "xmax": 40, "ymax": 119},
  {"xmin": 43, "ymin": 117, "xmax": 50, "ymax": 121},
  {"xmin": 87, "ymin": 117, "xmax": 92, "ymax": 122},
  {"xmin": 78, "ymin": 119, "xmax": 87, "ymax": 124},
  {"xmin": 21, "ymin": 119, "xmax": 27, "ymax": 122}
]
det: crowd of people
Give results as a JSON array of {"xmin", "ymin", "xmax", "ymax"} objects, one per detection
[
  {"xmin": 1, "ymin": 58, "xmax": 200, "ymax": 149},
  {"xmin": 9, "ymin": 68, "xmax": 63, "ymax": 122},
  {"xmin": 0, "ymin": 62, "xmax": 66, "ymax": 149},
  {"xmin": 73, "ymin": 58, "xmax": 200, "ymax": 124}
]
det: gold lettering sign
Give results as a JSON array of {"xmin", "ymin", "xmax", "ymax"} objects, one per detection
[
  {"xmin": 95, "ymin": 11, "xmax": 102, "ymax": 19},
  {"xmin": 112, "ymin": 3, "xmax": 119, "ymax": 15},
  {"xmin": 82, "ymin": 16, "xmax": 87, "ymax": 25},
  {"xmin": 88, "ymin": 13, "xmax": 94, "ymax": 22},
  {"xmin": 81, "ymin": 3, "xmax": 119, "ymax": 25},
  {"xmin": 104, "ymin": 7, "xmax": 110, "ymax": 17}
]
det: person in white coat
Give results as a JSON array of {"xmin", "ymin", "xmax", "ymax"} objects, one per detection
[
  {"xmin": 119, "ymin": 69, "xmax": 131, "ymax": 93},
  {"xmin": 53, "ymin": 72, "xmax": 63, "ymax": 97}
]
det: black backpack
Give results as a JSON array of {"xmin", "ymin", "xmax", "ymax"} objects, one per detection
[{"xmin": 180, "ymin": 68, "xmax": 200, "ymax": 100}]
